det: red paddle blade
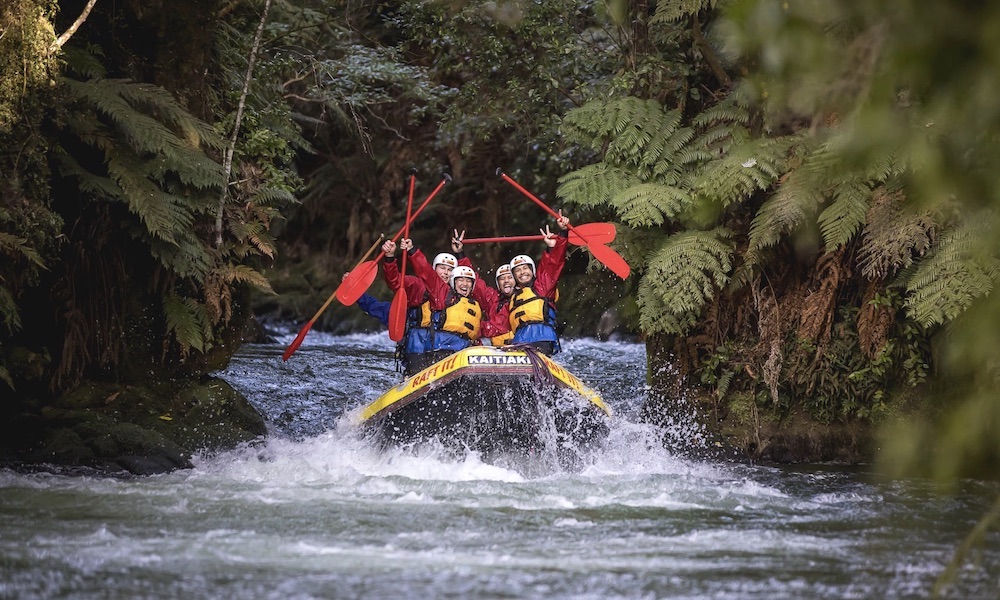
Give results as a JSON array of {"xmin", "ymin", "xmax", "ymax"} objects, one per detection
[
  {"xmin": 568, "ymin": 222, "xmax": 616, "ymax": 245},
  {"xmin": 587, "ymin": 242, "xmax": 631, "ymax": 279},
  {"xmin": 335, "ymin": 260, "xmax": 379, "ymax": 305},
  {"xmin": 282, "ymin": 321, "xmax": 314, "ymax": 361},
  {"xmin": 388, "ymin": 288, "xmax": 407, "ymax": 342}
]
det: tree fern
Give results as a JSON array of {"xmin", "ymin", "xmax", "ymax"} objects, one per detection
[
  {"xmin": 638, "ymin": 229, "xmax": 734, "ymax": 334},
  {"xmin": 903, "ymin": 215, "xmax": 1000, "ymax": 327},
  {"xmin": 56, "ymin": 73, "xmax": 225, "ymax": 254},
  {"xmin": 562, "ymin": 97, "xmax": 665, "ymax": 151}
]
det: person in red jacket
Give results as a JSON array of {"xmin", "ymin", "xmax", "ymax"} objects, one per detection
[
  {"xmin": 381, "ymin": 239, "xmax": 457, "ymax": 375},
  {"xmin": 507, "ymin": 212, "xmax": 570, "ymax": 355}
]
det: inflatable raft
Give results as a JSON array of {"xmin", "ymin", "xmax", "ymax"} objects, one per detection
[{"xmin": 357, "ymin": 346, "xmax": 612, "ymax": 460}]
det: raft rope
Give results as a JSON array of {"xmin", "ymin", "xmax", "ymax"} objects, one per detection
[{"xmin": 500, "ymin": 343, "xmax": 556, "ymax": 388}]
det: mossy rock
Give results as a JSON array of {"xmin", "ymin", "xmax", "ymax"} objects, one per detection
[{"xmin": 7, "ymin": 377, "xmax": 268, "ymax": 475}]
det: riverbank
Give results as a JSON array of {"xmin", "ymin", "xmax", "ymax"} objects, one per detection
[{"xmin": 0, "ymin": 377, "xmax": 266, "ymax": 476}]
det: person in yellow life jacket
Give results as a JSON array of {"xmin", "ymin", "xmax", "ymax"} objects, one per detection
[
  {"xmin": 404, "ymin": 239, "xmax": 483, "ymax": 363},
  {"xmin": 477, "ymin": 263, "xmax": 515, "ymax": 346},
  {"xmin": 507, "ymin": 212, "xmax": 569, "ymax": 355}
]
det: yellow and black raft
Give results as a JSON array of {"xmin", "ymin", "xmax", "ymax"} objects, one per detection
[{"xmin": 357, "ymin": 346, "xmax": 612, "ymax": 459}]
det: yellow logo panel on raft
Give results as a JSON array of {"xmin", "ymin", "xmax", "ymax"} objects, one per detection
[{"xmin": 358, "ymin": 346, "xmax": 611, "ymax": 423}]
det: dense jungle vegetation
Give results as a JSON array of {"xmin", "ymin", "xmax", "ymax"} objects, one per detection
[{"xmin": 2, "ymin": 0, "xmax": 999, "ymax": 486}]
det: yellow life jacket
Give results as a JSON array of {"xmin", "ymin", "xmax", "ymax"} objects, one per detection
[
  {"xmin": 489, "ymin": 330, "xmax": 514, "ymax": 346},
  {"xmin": 508, "ymin": 286, "xmax": 558, "ymax": 333},
  {"xmin": 407, "ymin": 300, "xmax": 432, "ymax": 328},
  {"xmin": 437, "ymin": 295, "xmax": 482, "ymax": 340}
]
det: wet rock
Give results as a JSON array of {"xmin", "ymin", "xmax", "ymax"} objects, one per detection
[{"xmin": 3, "ymin": 377, "xmax": 266, "ymax": 476}]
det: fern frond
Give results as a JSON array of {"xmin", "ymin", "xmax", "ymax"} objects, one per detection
[
  {"xmin": 606, "ymin": 103, "xmax": 671, "ymax": 167},
  {"xmin": 227, "ymin": 220, "xmax": 277, "ymax": 259},
  {"xmin": 691, "ymin": 136, "xmax": 792, "ymax": 209},
  {"xmin": 611, "ymin": 183, "xmax": 693, "ymax": 227},
  {"xmin": 557, "ymin": 163, "xmax": 640, "ymax": 209},
  {"xmin": 107, "ymin": 155, "xmax": 194, "ymax": 243},
  {"xmin": 0, "ymin": 364, "xmax": 12, "ymax": 390},
  {"xmin": 163, "ymin": 294, "xmax": 213, "ymax": 356},
  {"xmin": 818, "ymin": 179, "xmax": 872, "ymax": 250},
  {"xmin": 748, "ymin": 168, "xmax": 824, "ymax": 253},
  {"xmin": 250, "ymin": 186, "xmax": 297, "ymax": 207},
  {"xmin": 0, "ymin": 285, "xmax": 20, "ymax": 333},
  {"xmin": 651, "ymin": 0, "xmax": 713, "ymax": 24},
  {"xmin": 226, "ymin": 264, "xmax": 276, "ymax": 294},
  {"xmin": 0, "ymin": 233, "xmax": 44, "ymax": 268},
  {"xmin": 692, "ymin": 93, "xmax": 753, "ymax": 130},
  {"xmin": 562, "ymin": 97, "xmax": 663, "ymax": 150},
  {"xmin": 638, "ymin": 229, "xmax": 734, "ymax": 334},
  {"xmin": 903, "ymin": 214, "xmax": 1000, "ymax": 327},
  {"xmin": 150, "ymin": 230, "xmax": 214, "ymax": 280},
  {"xmin": 859, "ymin": 192, "xmax": 935, "ymax": 280}
]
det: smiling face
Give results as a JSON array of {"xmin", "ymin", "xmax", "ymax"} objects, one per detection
[
  {"xmin": 512, "ymin": 264, "xmax": 534, "ymax": 285},
  {"xmin": 496, "ymin": 272, "xmax": 515, "ymax": 296},
  {"xmin": 435, "ymin": 263, "xmax": 454, "ymax": 282},
  {"xmin": 453, "ymin": 276, "xmax": 474, "ymax": 297}
]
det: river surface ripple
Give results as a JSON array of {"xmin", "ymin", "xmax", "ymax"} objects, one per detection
[{"xmin": 1, "ymin": 333, "xmax": 998, "ymax": 599}]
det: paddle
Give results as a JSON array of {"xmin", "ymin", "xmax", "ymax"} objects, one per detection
[
  {"xmin": 282, "ymin": 234, "xmax": 384, "ymax": 361},
  {"xmin": 388, "ymin": 174, "xmax": 415, "ymax": 342},
  {"xmin": 462, "ymin": 222, "xmax": 617, "ymax": 246},
  {"xmin": 334, "ymin": 173, "xmax": 451, "ymax": 306},
  {"xmin": 498, "ymin": 170, "xmax": 631, "ymax": 279}
]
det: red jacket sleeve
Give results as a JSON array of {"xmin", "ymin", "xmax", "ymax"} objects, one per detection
[
  {"xmin": 383, "ymin": 255, "xmax": 428, "ymax": 307},
  {"xmin": 382, "ymin": 256, "xmax": 403, "ymax": 291},
  {"xmin": 410, "ymin": 248, "xmax": 450, "ymax": 310},
  {"xmin": 532, "ymin": 234, "xmax": 568, "ymax": 299}
]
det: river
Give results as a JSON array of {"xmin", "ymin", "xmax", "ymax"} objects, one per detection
[{"xmin": 1, "ymin": 333, "xmax": 998, "ymax": 599}]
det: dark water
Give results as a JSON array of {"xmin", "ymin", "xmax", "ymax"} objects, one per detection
[{"xmin": 1, "ymin": 333, "xmax": 998, "ymax": 599}]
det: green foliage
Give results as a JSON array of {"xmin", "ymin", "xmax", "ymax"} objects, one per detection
[
  {"xmin": 163, "ymin": 294, "xmax": 213, "ymax": 357},
  {"xmin": 560, "ymin": 92, "xmax": 778, "ymax": 333},
  {"xmin": 903, "ymin": 214, "xmax": 1000, "ymax": 327},
  {"xmin": 0, "ymin": 232, "xmax": 46, "ymax": 333},
  {"xmin": 55, "ymin": 60, "xmax": 225, "ymax": 282},
  {"xmin": 637, "ymin": 229, "xmax": 733, "ymax": 334},
  {"xmin": 857, "ymin": 194, "xmax": 935, "ymax": 281},
  {"xmin": 652, "ymin": 0, "xmax": 722, "ymax": 25},
  {"xmin": 0, "ymin": 1, "xmax": 58, "ymax": 131},
  {"xmin": 817, "ymin": 179, "xmax": 872, "ymax": 249},
  {"xmin": 557, "ymin": 163, "xmax": 641, "ymax": 210},
  {"xmin": 746, "ymin": 169, "xmax": 815, "ymax": 249}
]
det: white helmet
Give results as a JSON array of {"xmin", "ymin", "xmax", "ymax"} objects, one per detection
[
  {"xmin": 494, "ymin": 263, "xmax": 512, "ymax": 284},
  {"xmin": 509, "ymin": 254, "xmax": 535, "ymax": 275},
  {"xmin": 449, "ymin": 265, "xmax": 477, "ymax": 288},
  {"xmin": 433, "ymin": 253, "xmax": 458, "ymax": 269}
]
